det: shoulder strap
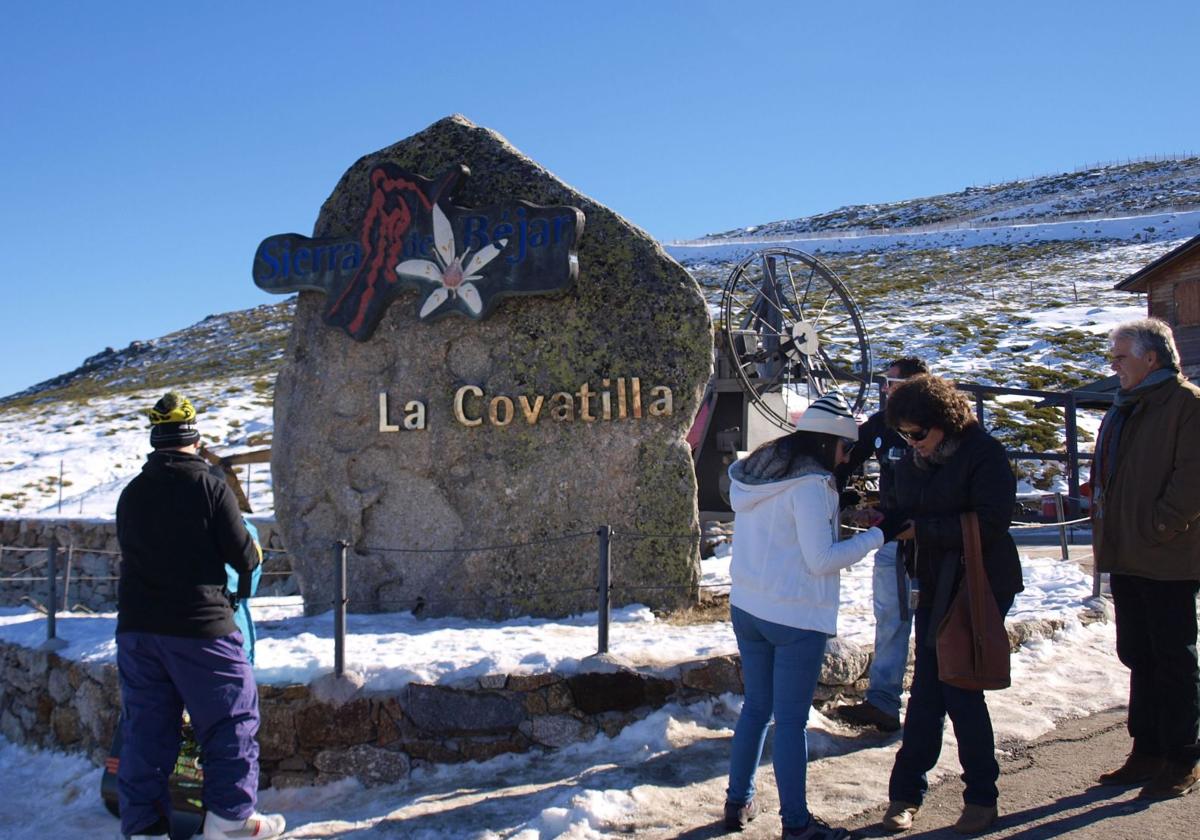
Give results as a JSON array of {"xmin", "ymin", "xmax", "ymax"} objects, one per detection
[{"xmin": 961, "ymin": 511, "xmax": 990, "ymax": 622}]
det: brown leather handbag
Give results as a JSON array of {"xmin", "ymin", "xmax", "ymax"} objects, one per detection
[{"xmin": 936, "ymin": 512, "xmax": 1011, "ymax": 690}]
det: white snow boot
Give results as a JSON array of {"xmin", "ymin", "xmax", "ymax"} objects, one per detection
[{"xmin": 202, "ymin": 810, "xmax": 286, "ymax": 839}]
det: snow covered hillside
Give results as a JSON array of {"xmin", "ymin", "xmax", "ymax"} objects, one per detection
[
  {"xmin": 695, "ymin": 155, "xmax": 1200, "ymax": 238},
  {"xmin": 3, "ymin": 159, "xmax": 1198, "ymax": 518},
  {"xmin": 0, "ymin": 305, "xmax": 288, "ymax": 516}
]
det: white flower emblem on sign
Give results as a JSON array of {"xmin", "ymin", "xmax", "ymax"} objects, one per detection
[{"xmin": 394, "ymin": 204, "xmax": 508, "ymax": 318}]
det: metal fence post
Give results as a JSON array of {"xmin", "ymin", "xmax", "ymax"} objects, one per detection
[
  {"xmin": 1064, "ymin": 393, "xmax": 1081, "ymax": 520},
  {"xmin": 40, "ymin": 540, "xmax": 67, "ymax": 651},
  {"xmin": 46, "ymin": 540, "xmax": 59, "ymax": 642},
  {"xmin": 597, "ymin": 525, "xmax": 612, "ymax": 655},
  {"xmin": 335, "ymin": 540, "xmax": 348, "ymax": 679},
  {"xmin": 1054, "ymin": 492, "xmax": 1069, "ymax": 563}
]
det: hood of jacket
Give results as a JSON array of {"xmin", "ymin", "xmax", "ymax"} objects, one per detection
[{"xmin": 729, "ymin": 446, "xmax": 831, "ymax": 514}]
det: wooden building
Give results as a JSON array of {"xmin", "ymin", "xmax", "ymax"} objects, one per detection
[{"xmin": 1116, "ymin": 232, "xmax": 1200, "ymax": 380}]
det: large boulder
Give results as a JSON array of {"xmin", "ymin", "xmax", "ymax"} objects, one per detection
[{"xmin": 272, "ymin": 115, "xmax": 712, "ymax": 619}]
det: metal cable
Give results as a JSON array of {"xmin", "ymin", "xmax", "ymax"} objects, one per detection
[
  {"xmin": 844, "ymin": 517, "xmax": 1091, "ymax": 534},
  {"xmin": 277, "ymin": 584, "xmax": 601, "ymax": 615},
  {"xmin": 1009, "ymin": 517, "xmax": 1091, "ymax": 529},
  {"xmin": 0, "ymin": 555, "xmax": 49, "ymax": 576},
  {"xmin": 610, "ymin": 531, "xmax": 699, "ymax": 542},
  {"xmin": 0, "ymin": 574, "xmax": 123, "ymax": 582},
  {"xmin": 359, "ymin": 530, "xmax": 595, "ymax": 554},
  {"xmin": 373, "ymin": 587, "xmax": 598, "ymax": 608},
  {"xmin": 611, "ymin": 583, "xmax": 730, "ymax": 593}
]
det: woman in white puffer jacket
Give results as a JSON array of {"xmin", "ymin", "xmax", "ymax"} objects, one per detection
[{"xmin": 723, "ymin": 391, "xmax": 909, "ymax": 840}]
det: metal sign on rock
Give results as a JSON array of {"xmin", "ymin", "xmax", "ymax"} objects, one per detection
[{"xmin": 253, "ymin": 164, "xmax": 584, "ymax": 340}]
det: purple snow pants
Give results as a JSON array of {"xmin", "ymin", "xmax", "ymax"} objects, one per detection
[{"xmin": 116, "ymin": 631, "xmax": 260, "ymax": 836}]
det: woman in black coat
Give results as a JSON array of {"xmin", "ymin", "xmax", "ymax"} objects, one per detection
[{"xmin": 879, "ymin": 375, "xmax": 1023, "ymax": 836}]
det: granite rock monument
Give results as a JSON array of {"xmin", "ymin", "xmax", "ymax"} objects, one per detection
[{"xmin": 262, "ymin": 115, "xmax": 712, "ymax": 619}]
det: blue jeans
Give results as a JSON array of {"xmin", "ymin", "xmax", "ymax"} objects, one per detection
[
  {"xmin": 888, "ymin": 597, "xmax": 1013, "ymax": 808},
  {"xmin": 866, "ymin": 541, "xmax": 912, "ymax": 718},
  {"xmin": 727, "ymin": 606, "xmax": 829, "ymax": 830}
]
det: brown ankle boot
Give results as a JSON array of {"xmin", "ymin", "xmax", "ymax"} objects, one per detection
[
  {"xmin": 1138, "ymin": 758, "xmax": 1200, "ymax": 799},
  {"xmin": 880, "ymin": 801, "xmax": 919, "ymax": 832},
  {"xmin": 952, "ymin": 803, "xmax": 997, "ymax": 835},
  {"xmin": 1098, "ymin": 751, "xmax": 1163, "ymax": 786}
]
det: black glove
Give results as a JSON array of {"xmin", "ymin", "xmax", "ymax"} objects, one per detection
[
  {"xmin": 877, "ymin": 511, "xmax": 912, "ymax": 542},
  {"xmin": 839, "ymin": 489, "xmax": 862, "ymax": 508}
]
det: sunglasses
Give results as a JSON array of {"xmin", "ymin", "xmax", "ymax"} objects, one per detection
[
  {"xmin": 839, "ymin": 437, "xmax": 856, "ymax": 454},
  {"xmin": 898, "ymin": 427, "xmax": 930, "ymax": 443}
]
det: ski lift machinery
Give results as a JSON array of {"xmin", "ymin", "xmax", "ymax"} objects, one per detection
[{"xmin": 690, "ymin": 247, "xmax": 873, "ymax": 520}]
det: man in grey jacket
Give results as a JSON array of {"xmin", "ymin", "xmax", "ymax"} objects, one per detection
[{"xmin": 1092, "ymin": 318, "xmax": 1200, "ymax": 799}]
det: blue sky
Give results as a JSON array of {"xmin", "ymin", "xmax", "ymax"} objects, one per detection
[{"xmin": 2, "ymin": 0, "xmax": 1198, "ymax": 397}]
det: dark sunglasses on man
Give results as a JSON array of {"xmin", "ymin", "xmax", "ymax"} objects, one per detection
[{"xmin": 897, "ymin": 427, "xmax": 930, "ymax": 443}]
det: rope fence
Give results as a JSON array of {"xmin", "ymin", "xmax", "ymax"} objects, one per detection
[
  {"xmin": 359, "ymin": 529, "xmax": 596, "ymax": 554},
  {"xmin": 3, "ymin": 495, "xmax": 1103, "ymax": 668}
]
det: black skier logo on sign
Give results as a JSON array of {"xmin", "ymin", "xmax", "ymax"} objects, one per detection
[{"xmin": 252, "ymin": 164, "xmax": 584, "ymax": 340}]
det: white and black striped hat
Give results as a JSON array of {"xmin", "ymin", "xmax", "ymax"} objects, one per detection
[{"xmin": 793, "ymin": 390, "xmax": 857, "ymax": 439}]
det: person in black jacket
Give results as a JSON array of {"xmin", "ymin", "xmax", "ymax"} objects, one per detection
[
  {"xmin": 115, "ymin": 393, "xmax": 285, "ymax": 840},
  {"xmin": 877, "ymin": 376, "xmax": 1023, "ymax": 837},
  {"xmin": 835, "ymin": 357, "xmax": 927, "ymax": 732}
]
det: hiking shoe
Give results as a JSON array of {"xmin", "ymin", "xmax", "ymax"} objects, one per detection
[
  {"xmin": 782, "ymin": 815, "xmax": 851, "ymax": 839},
  {"xmin": 723, "ymin": 797, "xmax": 759, "ymax": 830},
  {"xmin": 952, "ymin": 803, "xmax": 997, "ymax": 835},
  {"xmin": 880, "ymin": 800, "xmax": 919, "ymax": 832},
  {"xmin": 1098, "ymin": 751, "xmax": 1163, "ymax": 786},
  {"xmin": 836, "ymin": 701, "xmax": 901, "ymax": 732},
  {"xmin": 203, "ymin": 811, "xmax": 286, "ymax": 839},
  {"xmin": 1138, "ymin": 758, "xmax": 1200, "ymax": 799}
]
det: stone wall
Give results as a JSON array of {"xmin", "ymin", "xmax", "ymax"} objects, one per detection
[
  {"xmin": 0, "ymin": 517, "xmax": 294, "ymax": 612},
  {"xmin": 0, "ymin": 634, "xmax": 900, "ymax": 787},
  {"xmin": 1, "ymin": 639, "xmax": 751, "ymax": 787},
  {"xmin": 0, "ymin": 606, "xmax": 1100, "ymax": 789}
]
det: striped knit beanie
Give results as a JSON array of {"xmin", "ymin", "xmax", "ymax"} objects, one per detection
[
  {"xmin": 793, "ymin": 390, "xmax": 857, "ymax": 439},
  {"xmin": 146, "ymin": 392, "xmax": 201, "ymax": 449}
]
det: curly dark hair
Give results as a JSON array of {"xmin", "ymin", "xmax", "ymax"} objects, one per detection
[{"xmin": 885, "ymin": 374, "xmax": 977, "ymax": 436}]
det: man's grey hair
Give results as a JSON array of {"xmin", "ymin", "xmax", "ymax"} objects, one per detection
[{"xmin": 1110, "ymin": 317, "xmax": 1181, "ymax": 370}]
